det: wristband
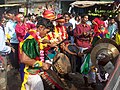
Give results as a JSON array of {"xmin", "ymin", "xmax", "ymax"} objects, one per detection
[{"xmin": 33, "ymin": 61, "xmax": 43, "ymax": 68}]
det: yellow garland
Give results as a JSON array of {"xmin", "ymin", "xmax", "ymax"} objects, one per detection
[{"xmin": 21, "ymin": 65, "xmax": 29, "ymax": 90}]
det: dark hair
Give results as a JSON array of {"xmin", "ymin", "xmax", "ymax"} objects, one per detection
[
  {"xmin": 75, "ymin": 15, "xmax": 80, "ymax": 20},
  {"xmin": 81, "ymin": 14, "xmax": 88, "ymax": 18},
  {"xmin": 109, "ymin": 17, "xmax": 115, "ymax": 20},
  {"xmin": 37, "ymin": 16, "xmax": 54, "ymax": 32},
  {"xmin": 63, "ymin": 12, "xmax": 70, "ymax": 17},
  {"xmin": 68, "ymin": 24, "xmax": 73, "ymax": 29},
  {"xmin": 70, "ymin": 13, "xmax": 75, "ymax": 17}
]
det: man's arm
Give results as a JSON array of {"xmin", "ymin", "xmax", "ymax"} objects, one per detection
[
  {"xmin": 21, "ymin": 51, "xmax": 50, "ymax": 70},
  {"xmin": 21, "ymin": 51, "xmax": 36, "ymax": 66}
]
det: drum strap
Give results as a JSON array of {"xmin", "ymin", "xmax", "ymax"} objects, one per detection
[
  {"xmin": 40, "ymin": 71, "xmax": 63, "ymax": 90},
  {"xmin": 53, "ymin": 56, "xmax": 60, "ymax": 65}
]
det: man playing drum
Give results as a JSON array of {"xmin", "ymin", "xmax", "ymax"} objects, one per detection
[
  {"xmin": 42, "ymin": 11, "xmax": 72, "ymax": 83},
  {"xmin": 20, "ymin": 17, "xmax": 54, "ymax": 90}
]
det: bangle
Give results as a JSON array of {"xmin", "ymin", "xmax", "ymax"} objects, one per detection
[{"xmin": 33, "ymin": 61, "xmax": 43, "ymax": 68}]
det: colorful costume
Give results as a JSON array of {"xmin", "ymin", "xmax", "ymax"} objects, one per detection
[
  {"xmin": 20, "ymin": 30, "xmax": 44, "ymax": 90},
  {"xmin": 42, "ymin": 10, "xmax": 55, "ymax": 20},
  {"xmin": 92, "ymin": 27, "xmax": 109, "ymax": 46},
  {"xmin": 42, "ymin": 25, "xmax": 68, "ymax": 64},
  {"xmin": 41, "ymin": 31, "xmax": 58, "ymax": 63},
  {"xmin": 55, "ymin": 25, "xmax": 68, "ymax": 41},
  {"xmin": 93, "ymin": 18, "xmax": 105, "ymax": 33}
]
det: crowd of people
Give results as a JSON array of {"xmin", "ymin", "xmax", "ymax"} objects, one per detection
[{"xmin": 0, "ymin": 9, "xmax": 120, "ymax": 90}]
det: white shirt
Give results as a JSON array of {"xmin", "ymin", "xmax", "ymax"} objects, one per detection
[
  {"xmin": 69, "ymin": 17, "xmax": 76, "ymax": 29},
  {"xmin": 0, "ymin": 26, "xmax": 11, "ymax": 54}
]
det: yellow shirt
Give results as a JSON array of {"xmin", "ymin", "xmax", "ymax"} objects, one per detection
[{"xmin": 115, "ymin": 32, "xmax": 120, "ymax": 45}]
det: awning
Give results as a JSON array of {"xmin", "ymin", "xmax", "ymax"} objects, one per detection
[
  {"xmin": 70, "ymin": 1, "xmax": 114, "ymax": 8},
  {"xmin": 0, "ymin": 4, "xmax": 22, "ymax": 8}
]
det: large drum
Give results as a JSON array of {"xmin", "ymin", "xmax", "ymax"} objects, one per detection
[
  {"xmin": 53, "ymin": 53, "xmax": 71, "ymax": 75},
  {"xmin": 40, "ymin": 69, "xmax": 65, "ymax": 90}
]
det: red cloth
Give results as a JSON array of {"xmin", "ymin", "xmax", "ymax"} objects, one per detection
[
  {"xmin": 93, "ymin": 18, "xmax": 105, "ymax": 33},
  {"xmin": 43, "ymin": 10, "xmax": 55, "ymax": 20},
  {"xmin": 74, "ymin": 24, "xmax": 92, "ymax": 48},
  {"xmin": 15, "ymin": 22, "xmax": 35, "ymax": 42}
]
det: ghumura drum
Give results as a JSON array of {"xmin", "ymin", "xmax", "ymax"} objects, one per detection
[{"xmin": 53, "ymin": 53, "xmax": 71, "ymax": 75}]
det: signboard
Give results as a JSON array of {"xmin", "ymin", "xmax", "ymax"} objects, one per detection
[
  {"xmin": 19, "ymin": 8, "xmax": 25, "ymax": 12},
  {"xmin": 6, "ymin": 0, "xmax": 26, "ymax": 3},
  {"xmin": 6, "ymin": 0, "xmax": 25, "ymax": 1}
]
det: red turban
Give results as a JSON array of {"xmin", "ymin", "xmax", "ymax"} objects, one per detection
[{"xmin": 43, "ymin": 10, "xmax": 55, "ymax": 20}]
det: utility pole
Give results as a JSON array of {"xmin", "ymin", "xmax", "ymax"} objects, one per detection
[{"xmin": 26, "ymin": 0, "xmax": 29, "ymax": 15}]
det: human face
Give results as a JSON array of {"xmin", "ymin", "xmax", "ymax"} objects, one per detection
[
  {"xmin": 20, "ymin": 15, "xmax": 24, "ymax": 22},
  {"xmin": 110, "ymin": 19, "xmax": 115, "ymax": 24},
  {"xmin": 16, "ymin": 14, "xmax": 24, "ymax": 22},
  {"xmin": 76, "ymin": 17, "xmax": 79, "ymax": 21},
  {"xmin": 64, "ymin": 14, "xmax": 70, "ymax": 21},
  {"xmin": 37, "ymin": 25, "xmax": 50, "ymax": 38},
  {"xmin": 82, "ymin": 15, "xmax": 88, "ymax": 23}
]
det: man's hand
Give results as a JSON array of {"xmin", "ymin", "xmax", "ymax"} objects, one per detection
[
  {"xmin": 48, "ymin": 41, "xmax": 59, "ymax": 47},
  {"xmin": 42, "ymin": 63, "xmax": 51, "ymax": 70},
  {"xmin": 42, "ymin": 39, "xmax": 50, "ymax": 44},
  {"xmin": 77, "ymin": 52, "xmax": 84, "ymax": 57},
  {"xmin": 11, "ymin": 47, "xmax": 15, "ymax": 53}
]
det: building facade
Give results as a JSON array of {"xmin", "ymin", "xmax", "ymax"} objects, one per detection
[{"xmin": 5, "ymin": 0, "xmax": 55, "ymax": 15}]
